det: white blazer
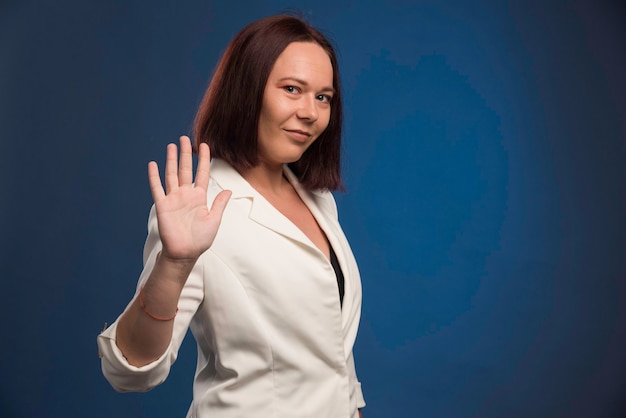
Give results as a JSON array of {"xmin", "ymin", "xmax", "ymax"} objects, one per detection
[{"xmin": 98, "ymin": 159, "xmax": 365, "ymax": 418}]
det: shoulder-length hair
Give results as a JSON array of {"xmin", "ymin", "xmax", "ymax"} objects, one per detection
[{"xmin": 193, "ymin": 14, "xmax": 344, "ymax": 191}]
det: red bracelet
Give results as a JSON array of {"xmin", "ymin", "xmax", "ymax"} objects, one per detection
[{"xmin": 139, "ymin": 286, "xmax": 178, "ymax": 321}]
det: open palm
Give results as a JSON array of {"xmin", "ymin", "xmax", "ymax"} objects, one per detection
[{"xmin": 148, "ymin": 136, "xmax": 231, "ymax": 261}]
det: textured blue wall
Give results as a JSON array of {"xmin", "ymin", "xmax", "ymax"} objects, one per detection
[{"xmin": 1, "ymin": 1, "xmax": 624, "ymax": 417}]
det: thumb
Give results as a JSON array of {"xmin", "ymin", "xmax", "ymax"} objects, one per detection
[{"xmin": 209, "ymin": 190, "xmax": 232, "ymax": 221}]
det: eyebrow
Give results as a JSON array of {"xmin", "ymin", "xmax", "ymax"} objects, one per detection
[{"xmin": 277, "ymin": 77, "xmax": 336, "ymax": 94}]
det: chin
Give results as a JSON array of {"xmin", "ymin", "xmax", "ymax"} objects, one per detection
[
  {"xmin": 281, "ymin": 147, "xmax": 311, "ymax": 164},
  {"xmin": 262, "ymin": 143, "xmax": 312, "ymax": 166},
  {"xmin": 283, "ymin": 155, "xmax": 304, "ymax": 165}
]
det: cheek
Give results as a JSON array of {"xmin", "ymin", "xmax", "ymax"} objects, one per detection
[
  {"xmin": 319, "ymin": 109, "xmax": 332, "ymax": 130},
  {"xmin": 258, "ymin": 106, "xmax": 277, "ymax": 134},
  {"xmin": 261, "ymin": 101, "xmax": 290, "ymax": 128}
]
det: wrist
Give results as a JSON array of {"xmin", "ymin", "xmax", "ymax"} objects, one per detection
[
  {"xmin": 152, "ymin": 251, "xmax": 198, "ymax": 287},
  {"xmin": 157, "ymin": 250, "xmax": 198, "ymax": 268}
]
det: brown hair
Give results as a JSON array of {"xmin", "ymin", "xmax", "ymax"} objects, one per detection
[{"xmin": 193, "ymin": 14, "xmax": 343, "ymax": 191}]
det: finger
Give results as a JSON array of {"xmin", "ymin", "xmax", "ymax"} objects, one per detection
[
  {"xmin": 208, "ymin": 189, "xmax": 232, "ymax": 223},
  {"xmin": 194, "ymin": 142, "xmax": 211, "ymax": 191},
  {"xmin": 164, "ymin": 143, "xmax": 179, "ymax": 194},
  {"xmin": 148, "ymin": 161, "xmax": 165, "ymax": 203},
  {"xmin": 178, "ymin": 136, "xmax": 193, "ymax": 186}
]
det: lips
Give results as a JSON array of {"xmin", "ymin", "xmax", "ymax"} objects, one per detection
[{"xmin": 284, "ymin": 129, "xmax": 311, "ymax": 142}]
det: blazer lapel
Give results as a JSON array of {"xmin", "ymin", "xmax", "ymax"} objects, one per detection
[
  {"xmin": 210, "ymin": 159, "xmax": 316, "ymax": 251},
  {"xmin": 247, "ymin": 197, "xmax": 312, "ymax": 247},
  {"xmin": 285, "ymin": 167, "xmax": 358, "ymax": 330}
]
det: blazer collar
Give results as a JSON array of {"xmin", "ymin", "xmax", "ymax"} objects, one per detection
[
  {"xmin": 209, "ymin": 158, "xmax": 257, "ymax": 199},
  {"xmin": 209, "ymin": 158, "xmax": 327, "ymax": 199},
  {"xmin": 209, "ymin": 158, "xmax": 322, "ymax": 250}
]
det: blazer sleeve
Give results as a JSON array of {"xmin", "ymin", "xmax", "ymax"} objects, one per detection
[{"xmin": 96, "ymin": 205, "xmax": 204, "ymax": 392}]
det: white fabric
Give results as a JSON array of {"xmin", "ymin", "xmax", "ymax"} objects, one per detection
[{"xmin": 98, "ymin": 159, "xmax": 365, "ymax": 418}]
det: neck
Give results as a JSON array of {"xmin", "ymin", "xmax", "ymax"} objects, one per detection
[{"xmin": 240, "ymin": 160, "xmax": 290, "ymax": 195}]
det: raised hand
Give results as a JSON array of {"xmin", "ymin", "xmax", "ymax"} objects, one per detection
[{"xmin": 148, "ymin": 136, "xmax": 231, "ymax": 262}]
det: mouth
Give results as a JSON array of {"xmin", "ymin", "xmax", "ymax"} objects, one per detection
[{"xmin": 284, "ymin": 129, "xmax": 312, "ymax": 141}]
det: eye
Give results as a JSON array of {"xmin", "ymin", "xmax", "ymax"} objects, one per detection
[
  {"xmin": 317, "ymin": 94, "xmax": 332, "ymax": 103},
  {"xmin": 284, "ymin": 86, "xmax": 300, "ymax": 94}
]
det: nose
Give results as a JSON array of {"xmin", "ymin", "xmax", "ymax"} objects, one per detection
[{"xmin": 296, "ymin": 94, "xmax": 318, "ymax": 122}]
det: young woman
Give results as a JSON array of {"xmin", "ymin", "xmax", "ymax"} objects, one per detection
[{"xmin": 98, "ymin": 15, "xmax": 365, "ymax": 418}]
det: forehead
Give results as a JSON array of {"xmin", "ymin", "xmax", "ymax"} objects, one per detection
[{"xmin": 268, "ymin": 42, "xmax": 333, "ymax": 86}]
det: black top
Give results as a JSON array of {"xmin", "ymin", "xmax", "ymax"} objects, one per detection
[{"xmin": 329, "ymin": 245, "xmax": 345, "ymax": 308}]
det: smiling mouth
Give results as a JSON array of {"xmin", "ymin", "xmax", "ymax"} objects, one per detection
[{"xmin": 285, "ymin": 129, "xmax": 311, "ymax": 140}]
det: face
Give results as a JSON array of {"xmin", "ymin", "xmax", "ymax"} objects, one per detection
[{"xmin": 257, "ymin": 41, "xmax": 334, "ymax": 167}]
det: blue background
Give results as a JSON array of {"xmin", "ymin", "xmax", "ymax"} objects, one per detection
[{"xmin": 1, "ymin": 1, "xmax": 625, "ymax": 417}]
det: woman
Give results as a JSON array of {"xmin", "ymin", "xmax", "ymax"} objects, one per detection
[{"xmin": 98, "ymin": 15, "xmax": 365, "ymax": 418}]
